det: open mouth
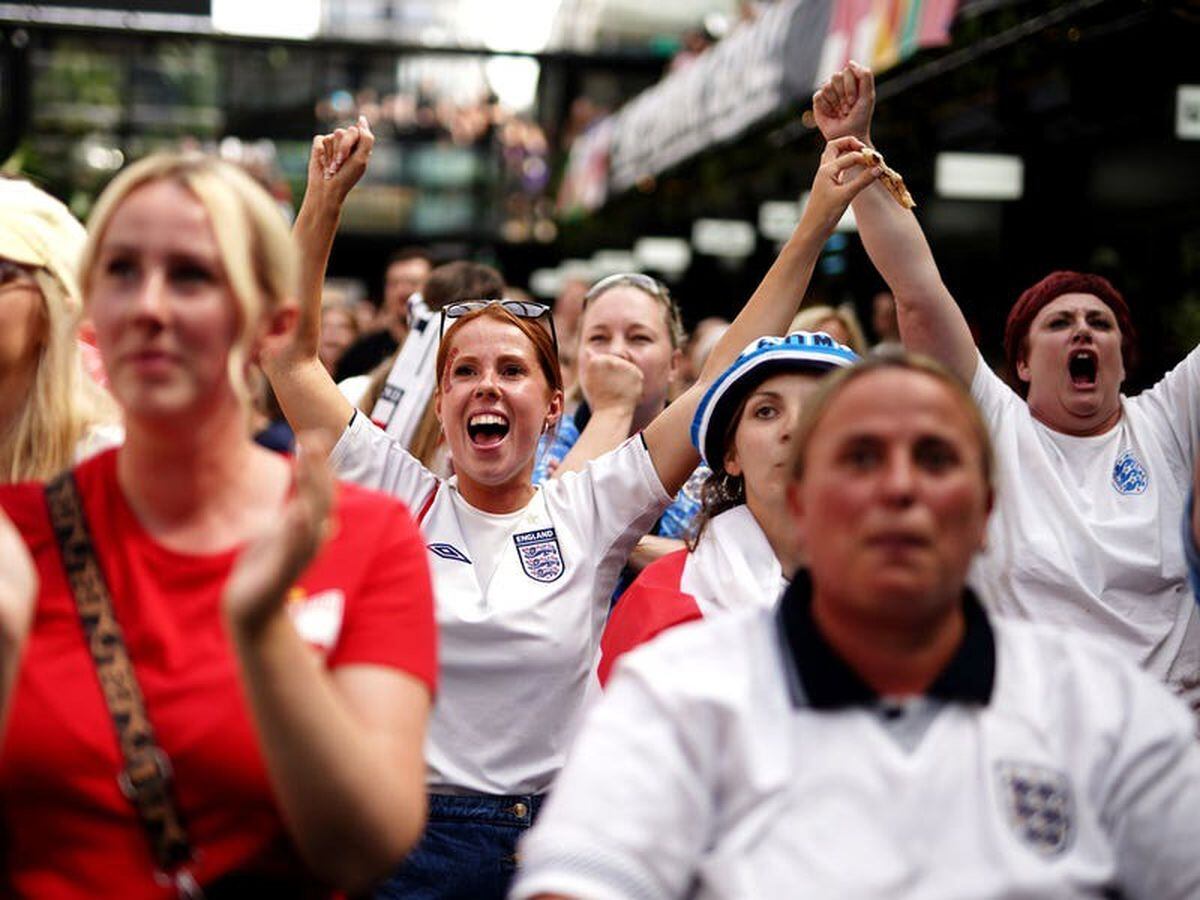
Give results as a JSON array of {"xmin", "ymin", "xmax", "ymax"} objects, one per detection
[
  {"xmin": 1068, "ymin": 350, "xmax": 1098, "ymax": 388},
  {"xmin": 467, "ymin": 413, "xmax": 510, "ymax": 448}
]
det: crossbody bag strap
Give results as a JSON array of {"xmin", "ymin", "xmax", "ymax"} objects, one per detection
[{"xmin": 45, "ymin": 471, "xmax": 202, "ymax": 898}]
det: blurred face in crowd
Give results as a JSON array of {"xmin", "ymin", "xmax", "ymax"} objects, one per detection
[
  {"xmin": 725, "ymin": 371, "xmax": 823, "ymax": 568},
  {"xmin": 685, "ymin": 318, "xmax": 729, "ymax": 384},
  {"xmin": 579, "ymin": 286, "xmax": 680, "ymax": 428},
  {"xmin": 319, "ymin": 306, "xmax": 357, "ymax": 373},
  {"xmin": 1017, "ymin": 292, "xmax": 1124, "ymax": 436},
  {"xmin": 553, "ymin": 278, "xmax": 587, "ymax": 341},
  {"xmin": 436, "ymin": 314, "xmax": 562, "ymax": 505},
  {"xmin": 814, "ymin": 316, "xmax": 853, "ymax": 348},
  {"xmin": 383, "ymin": 257, "xmax": 431, "ymax": 323},
  {"xmin": 88, "ymin": 180, "xmax": 241, "ymax": 423},
  {"xmin": 789, "ymin": 368, "xmax": 991, "ymax": 630},
  {"xmin": 0, "ymin": 258, "xmax": 44, "ymax": 377}
]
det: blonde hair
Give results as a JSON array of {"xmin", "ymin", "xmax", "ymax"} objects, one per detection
[
  {"xmin": 790, "ymin": 305, "xmax": 868, "ymax": 356},
  {"xmin": 582, "ymin": 273, "xmax": 687, "ymax": 349},
  {"xmin": 0, "ymin": 269, "xmax": 118, "ymax": 482},
  {"xmin": 80, "ymin": 152, "xmax": 297, "ymax": 410}
]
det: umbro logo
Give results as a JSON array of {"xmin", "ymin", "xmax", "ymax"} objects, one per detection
[{"xmin": 429, "ymin": 543, "xmax": 471, "ymax": 564}]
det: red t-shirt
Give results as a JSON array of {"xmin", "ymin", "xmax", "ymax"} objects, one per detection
[
  {"xmin": 598, "ymin": 549, "xmax": 702, "ymax": 687},
  {"xmin": 0, "ymin": 449, "xmax": 437, "ymax": 898}
]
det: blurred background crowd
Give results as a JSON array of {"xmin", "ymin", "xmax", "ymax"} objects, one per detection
[{"xmin": 2, "ymin": 0, "xmax": 1196, "ymax": 393}]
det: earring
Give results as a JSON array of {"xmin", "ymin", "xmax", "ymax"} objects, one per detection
[{"xmin": 719, "ymin": 471, "xmax": 737, "ymax": 498}]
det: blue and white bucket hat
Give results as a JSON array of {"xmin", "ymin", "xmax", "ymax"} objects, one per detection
[{"xmin": 691, "ymin": 331, "xmax": 859, "ymax": 471}]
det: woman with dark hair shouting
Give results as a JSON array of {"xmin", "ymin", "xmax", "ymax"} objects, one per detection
[{"xmin": 812, "ymin": 62, "xmax": 1200, "ymax": 717}]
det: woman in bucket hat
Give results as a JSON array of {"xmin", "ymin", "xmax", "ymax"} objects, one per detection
[{"xmin": 598, "ymin": 331, "xmax": 858, "ymax": 684}]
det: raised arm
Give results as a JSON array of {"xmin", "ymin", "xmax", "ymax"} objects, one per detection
[
  {"xmin": 223, "ymin": 436, "xmax": 431, "ymax": 892},
  {"xmin": 813, "ymin": 62, "xmax": 977, "ymax": 383},
  {"xmin": 261, "ymin": 119, "xmax": 375, "ymax": 440},
  {"xmin": 642, "ymin": 136, "xmax": 880, "ymax": 494}
]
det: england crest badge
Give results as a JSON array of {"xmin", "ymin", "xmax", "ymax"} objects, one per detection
[
  {"xmin": 1111, "ymin": 449, "xmax": 1148, "ymax": 495},
  {"xmin": 995, "ymin": 761, "xmax": 1074, "ymax": 857},
  {"xmin": 514, "ymin": 528, "xmax": 565, "ymax": 583}
]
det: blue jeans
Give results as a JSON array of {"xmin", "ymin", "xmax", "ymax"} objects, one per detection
[{"xmin": 373, "ymin": 792, "xmax": 544, "ymax": 900}]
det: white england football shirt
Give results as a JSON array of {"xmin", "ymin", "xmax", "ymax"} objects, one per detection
[
  {"xmin": 512, "ymin": 576, "xmax": 1200, "ymax": 899},
  {"xmin": 968, "ymin": 348, "xmax": 1200, "ymax": 711},
  {"xmin": 679, "ymin": 505, "xmax": 786, "ymax": 615},
  {"xmin": 331, "ymin": 412, "xmax": 672, "ymax": 794}
]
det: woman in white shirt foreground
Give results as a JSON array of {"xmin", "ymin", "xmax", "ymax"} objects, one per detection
[
  {"xmin": 514, "ymin": 352, "xmax": 1200, "ymax": 900},
  {"xmin": 263, "ymin": 121, "xmax": 882, "ymax": 899}
]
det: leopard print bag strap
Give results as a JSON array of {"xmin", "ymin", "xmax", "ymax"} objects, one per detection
[{"xmin": 45, "ymin": 471, "xmax": 202, "ymax": 898}]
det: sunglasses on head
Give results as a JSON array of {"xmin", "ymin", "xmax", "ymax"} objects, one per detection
[
  {"xmin": 584, "ymin": 272, "xmax": 683, "ymax": 332},
  {"xmin": 0, "ymin": 259, "xmax": 36, "ymax": 288},
  {"xmin": 439, "ymin": 298, "xmax": 558, "ymax": 350}
]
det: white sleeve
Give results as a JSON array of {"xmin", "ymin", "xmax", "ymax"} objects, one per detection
[
  {"xmin": 512, "ymin": 652, "xmax": 718, "ymax": 900},
  {"xmin": 969, "ymin": 348, "xmax": 1021, "ymax": 426},
  {"xmin": 546, "ymin": 435, "xmax": 674, "ymax": 570},
  {"xmin": 1127, "ymin": 343, "xmax": 1200, "ymax": 469},
  {"xmin": 1102, "ymin": 661, "xmax": 1200, "ymax": 899},
  {"xmin": 328, "ymin": 411, "xmax": 440, "ymax": 509}
]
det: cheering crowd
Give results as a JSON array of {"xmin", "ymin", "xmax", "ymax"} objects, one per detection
[{"xmin": 0, "ymin": 63, "xmax": 1198, "ymax": 899}]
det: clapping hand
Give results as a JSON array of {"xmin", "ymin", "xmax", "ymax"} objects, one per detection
[{"xmin": 223, "ymin": 433, "xmax": 335, "ymax": 636}]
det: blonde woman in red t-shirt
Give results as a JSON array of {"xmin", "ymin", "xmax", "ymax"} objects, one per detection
[{"xmin": 0, "ymin": 153, "xmax": 437, "ymax": 898}]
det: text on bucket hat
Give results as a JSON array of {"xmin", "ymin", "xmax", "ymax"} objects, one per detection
[{"xmin": 691, "ymin": 331, "xmax": 859, "ymax": 470}]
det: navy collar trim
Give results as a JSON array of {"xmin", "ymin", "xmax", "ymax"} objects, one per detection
[{"xmin": 776, "ymin": 571, "xmax": 996, "ymax": 710}]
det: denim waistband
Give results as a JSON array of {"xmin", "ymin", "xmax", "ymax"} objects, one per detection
[{"xmin": 427, "ymin": 792, "xmax": 545, "ymax": 828}]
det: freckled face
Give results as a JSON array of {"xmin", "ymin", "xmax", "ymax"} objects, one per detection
[{"xmin": 436, "ymin": 316, "xmax": 562, "ymax": 492}]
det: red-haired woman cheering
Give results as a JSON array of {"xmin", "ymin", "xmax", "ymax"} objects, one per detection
[{"xmin": 264, "ymin": 119, "xmax": 879, "ymax": 899}]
